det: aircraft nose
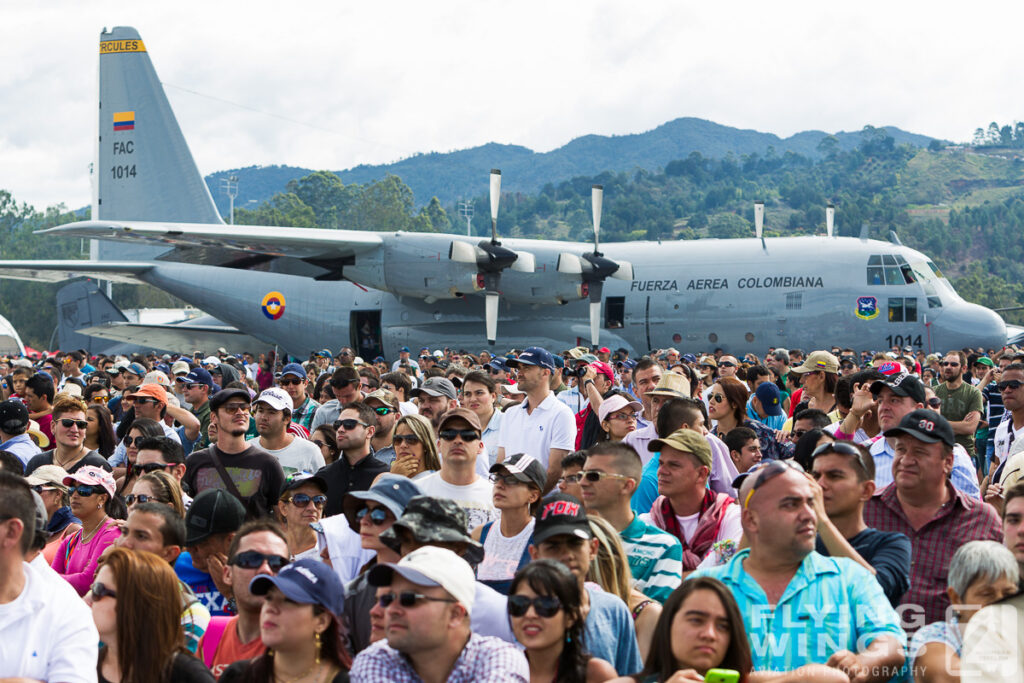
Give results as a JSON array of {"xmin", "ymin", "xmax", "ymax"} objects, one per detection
[{"xmin": 929, "ymin": 301, "xmax": 1006, "ymax": 352}]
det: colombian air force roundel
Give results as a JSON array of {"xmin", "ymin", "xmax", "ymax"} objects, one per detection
[{"xmin": 261, "ymin": 292, "xmax": 285, "ymax": 320}]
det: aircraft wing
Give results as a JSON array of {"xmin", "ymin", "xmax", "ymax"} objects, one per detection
[
  {"xmin": 0, "ymin": 260, "xmax": 153, "ymax": 284},
  {"xmin": 76, "ymin": 321, "xmax": 267, "ymax": 353},
  {"xmin": 39, "ymin": 220, "xmax": 384, "ymax": 261}
]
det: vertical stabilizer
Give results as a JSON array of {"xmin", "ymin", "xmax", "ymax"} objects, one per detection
[
  {"xmin": 97, "ymin": 27, "xmax": 223, "ymax": 227},
  {"xmin": 56, "ymin": 281, "xmax": 130, "ymax": 354}
]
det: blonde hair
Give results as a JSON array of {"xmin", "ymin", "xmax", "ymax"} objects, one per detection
[
  {"xmin": 587, "ymin": 514, "xmax": 632, "ymax": 604},
  {"xmin": 135, "ymin": 470, "xmax": 185, "ymax": 518}
]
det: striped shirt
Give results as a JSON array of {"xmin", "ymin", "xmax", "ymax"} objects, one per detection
[
  {"xmin": 691, "ymin": 549, "xmax": 906, "ymax": 674},
  {"xmin": 619, "ymin": 515, "xmax": 683, "ymax": 603}
]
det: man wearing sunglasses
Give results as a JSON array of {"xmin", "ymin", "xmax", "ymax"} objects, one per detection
[
  {"xmin": 990, "ymin": 364, "xmax": 1024, "ymax": 500},
  {"xmin": 317, "ymin": 402, "xmax": 387, "ymax": 517},
  {"xmin": 25, "ymin": 395, "xmax": 110, "ymax": 477},
  {"xmin": 247, "ymin": 388, "xmax": 324, "ymax": 478},
  {"xmin": 936, "ymin": 350, "xmax": 984, "ymax": 462},
  {"xmin": 0, "ymin": 472, "xmax": 99, "ymax": 683},
  {"xmin": 276, "ymin": 362, "xmax": 319, "ymax": 431},
  {"xmin": 183, "ymin": 388, "xmax": 286, "ymax": 520},
  {"xmin": 353, "ymin": 546, "xmax": 528, "ymax": 681},
  {"xmin": 416, "ymin": 408, "xmax": 498, "ymax": 530},
  {"xmin": 692, "ymin": 460, "xmax": 907, "ymax": 679},
  {"xmin": 865, "ymin": 409, "xmax": 1002, "ymax": 629},
  {"xmin": 201, "ymin": 519, "xmax": 290, "ymax": 677},
  {"xmin": 176, "ymin": 367, "xmax": 215, "ymax": 449},
  {"xmin": 363, "ymin": 388, "xmax": 399, "ymax": 467}
]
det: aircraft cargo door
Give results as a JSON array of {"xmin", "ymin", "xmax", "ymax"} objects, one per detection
[{"xmin": 351, "ymin": 311, "xmax": 382, "ymax": 360}]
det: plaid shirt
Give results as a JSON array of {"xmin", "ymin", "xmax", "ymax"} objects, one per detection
[
  {"xmin": 864, "ymin": 483, "xmax": 1002, "ymax": 628},
  {"xmin": 291, "ymin": 396, "xmax": 320, "ymax": 430},
  {"xmin": 350, "ymin": 632, "xmax": 528, "ymax": 682}
]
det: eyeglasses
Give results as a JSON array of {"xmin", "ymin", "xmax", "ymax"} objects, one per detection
[
  {"xmin": 606, "ymin": 412, "xmax": 638, "ymax": 422},
  {"xmin": 790, "ymin": 429, "xmax": 807, "ymax": 440},
  {"xmin": 377, "ymin": 591, "xmax": 457, "ymax": 609},
  {"xmin": 718, "ymin": 361, "xmax": 736, "ymax": 368},
  {"xmin": 710, "ymin": 393, "xmax": 726, "ymax": 404},
  {"xmin": 58, "ymin": 418, "xmax": 89, "ymax": 430},
  {"xmin": 230, "ymin": 550, "xmax": 289, "ymax": 572},
  {"xmin": 71, "ymin": 485, "xmax": 104, "ymax": 497},
  {"xmin": 183, "ymin": 383, "xmax": 205, "ymax": 390},
  {"xmin": 508, "ymin": 594, "xmax": 562, "ymax": 618},
  {"xmin": 742, "ymin": 459, "xmax": 805, "ymax": 508},
  {"xmin": 439, "ymin": 429, "xmax": 480, "ymax": 442},
  {"xmin": 90, "ymin": 582, "xmax": 117, "ymax": 601},
  {"xmin": 810, "ymin": 441, "xmax": 869, "ymax": 476},
  {"xmin": 30, "ymin": 484, "xmax": 60, "ymax": 494},
  {"xmin": 123, "ymin": 435, "xmax": 147, "ymax": 447},
  {"xmin": 940, "ymin": 361, "xmax": 960, "ymax": 367},
  {"xmin": 220, "ymin": 402, "xmax": 250, "ymax": 414},
  {"xmin": 392, "ymin": 434, "xmax": 420, "ymax": 445},
  {"xmin": 124, "ymin": 493, "xmax": 154, "ymax": 505},
  {"xmin": 371, "ymin": 406, "xmax": 394, "ymax": 415},
  {"xmin": 580, "ymin": 470, "xmax": 634, "ymax": 483},
  {"xmin": 278, "ymin": 378, "xmax": 303, "ymax": 386},
  {"xmin": 488, "ymin": 473, "xmax": 526, "ymax": 487},
  {"xmin": 312, "ymin": 440, "xmax": 329, "ymax": 449},
  {"xmin": 558, "ymin": 473, "xmax": 583, "ymax": 485},
  {"xmin": 333, "ymin": 419, "xmax": 368, "ymax": 431},
  {"xmin": 90, "ymin": 396, "xmax": 109, "ymax": 404},
  {"xmin": 132, "ymin": 462, "xmax": 172, "ymax": 476},
  {"xmin": 356, "ymin": 506, "xmax": 392, "ymax": 525},
  {"xmin": 998, "ymin": 380, "xmax": 1024, "ymax": 392},
  {"xmin": 288, "ymin": 493, "xmax": 327, "ymax": 508},
  {"xmin": 134, "ymin": 397, "xmax": 160, "ymax": 406}
]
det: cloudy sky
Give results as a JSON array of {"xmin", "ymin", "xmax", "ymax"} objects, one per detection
[{"xmin": 2, "ymin": 2, "xmax": 1021, "ymax": 210}]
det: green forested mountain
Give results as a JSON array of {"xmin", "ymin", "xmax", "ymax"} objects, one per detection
[{"xmin": 205, "ymin": 118, "xmax": 938, "ymax": 214}]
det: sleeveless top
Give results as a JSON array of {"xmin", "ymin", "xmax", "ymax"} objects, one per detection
[{"xmin": 477, "ymin": 518, "xmax": 535, "ymax": 595}]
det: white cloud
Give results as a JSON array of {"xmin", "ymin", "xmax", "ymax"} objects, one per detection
[{"xmin": 3, "ymin": 1, "xmax": 1024, "ymax": 210}]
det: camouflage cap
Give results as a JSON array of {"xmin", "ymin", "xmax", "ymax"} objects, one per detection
[{"xmin": 378, "ymin": 495, "xmax": 485, "ymax": 565}]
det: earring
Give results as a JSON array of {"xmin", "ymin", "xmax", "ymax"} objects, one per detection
[
  {"xmin": 566, "ymin": 632, "xmax": 572, "ymax": 644},
  {"xmin": 314, "ymin": 632, "xmax": 321, "ymax": 664}
]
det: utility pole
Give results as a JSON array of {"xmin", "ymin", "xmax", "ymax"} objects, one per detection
[
  {"xmin": 221, "ymin": 175, "xmax": 239, "ymax": 224},
  {"xmin": 458, "ymin": 200, "xmax": 474, "ymax": 236}
]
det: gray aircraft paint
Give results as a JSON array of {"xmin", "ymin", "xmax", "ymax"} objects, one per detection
[{"xmin": 0, "ymin": 27, "xmax": 1007, "ymax": 357}]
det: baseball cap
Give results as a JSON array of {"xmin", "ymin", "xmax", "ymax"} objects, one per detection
[
  {"xmin": 589, "ymin": 361, "xmax": 615, "ymax": 381},
  {"xmin": 280, "ymin": 471, "xmax": 328, "ymax": 497},
  {"xmin": 699, "ymin": 356, "xmax": 717, "ymax": 369},
  {"xmin": 279, "ymin": 363, "xmax": 307, "ymax": 380},
  {"xmin": 127, "ymin": 384, "xmax": 169, "ymax": 405},
  {"xmin": 754, "ymin": 382, "xmax": 783, "ymax": 417},
  {"xmin": 201, "ymin": 356, "xmax": 222, "ymax": 368},
  {"xmin": 0, "ymin": 399, "xmax": 29, "ymax": 434},
  {"xmin": 437, "ymin": 407, "xmax": 483, "ymax": 433},
  {"xmin": 124, "ymin": 362, "xmax": 147, "ymax": 378},
  {"xmin": 646, "ymin": 373, "xmax": 691, "ymax": 399},
  {"xmin": 490, "ymin": 452, "xmax": 547, "ymax": 491},
  {"xmin": 870, "ymin": 373, "xmax": 926, "ymax": 405},
  {"xmin": 317, "ymin": 349, "xmax": 333, "ymax": 359},
  {"xmin": 209, "ymin": 387, "xmax": 252, "ymax": 412},
  {"xmin": 143, "ymin": 370, "xmax": 172, "ymax": 387},
  {"xmin": 253, "ymin": 387, "xmax": 292, "ymax": 412},
  {"xmin": 410, "ymin": 377, "xmax": 457, "ymax": 400},
  {"xmin": 649, "ymin": 429, "xmax": 712, "ymax": 468},
  {"xmin": 508, "ymin": 346, "xmax": 556, "ymax": 372},
  {"xmin": 378, "ymin": 496, "xmax": 484, "ymax": 564},
  {"xmin": 63, "ymin": 465, "xmax": 116, "ymax": 499},
  {"xmin": 184, "ymin": 489, "xmax": 246, "ymax": 546},
  {"xmin": 882, "ymin": 408, "xmax": 955, "ymax": 448},
  {"xmin": 791, "ymin": 350, "xmax": 840, "ymax": 375},
  {"xmin": 368, "ymin": 546, "xmax": 476, "ymax": 612},
  {"xmin": 25, "ymin": 464, "xmax": 69, "ymax": 493},
  {"xmin": 178, "ymin": 368, "xmax": 214, "ymax": 389},
  {"xmin": 975, "ymin": 356, "xmax": 995, "ymax": 368},
  {"xmin": 874, "ymin": 360, "xmax": 906, "ymax": 376},
  {"xmin": 372, "ymin": 356, "xmax": 385, "ymax": 364},
  {"xmin": 681, "ymin": 353, "xmax": 697, "ymax": 363},
  {"xmin": 250, "ymin": 558, "xmax": 346, "ymax": 618},
  {"xmin": 533, "ymin": 493, "xmax": 591, "ymax": 545},
  {"xmin": 487, "ymin": 358, "xmax": 510, "ymax": 373},
  {"xmin": 363, "ymin": 388, "xmax": 397, "ymax": 410},
  {"xmin": 344, "ymin": 474, "xmax": 423, "ymax": 531},
  {"xmin": 399, "ymin": 346, "xmax": 410, "ymax": 353},
  {"xmin": 597, "ymin": 394, "xmax": 642, "ymax": 423},
  {"xmin": 616, "ymin": 359, "xmax": 638, "ymax": 371},
  {"xmin": 170, "ymin": 360, "xmax": 191, "ymax": 376}
]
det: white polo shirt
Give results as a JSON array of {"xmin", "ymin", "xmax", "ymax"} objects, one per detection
[
  {"xmin": 0, "ymin": 560, "xmax": 99, "ymax": 683},
  {"xmin": 497, "ymin": 392, "xmax": 577, "ymax": 469}
]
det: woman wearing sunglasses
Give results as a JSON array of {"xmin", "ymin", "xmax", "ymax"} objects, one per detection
[
  {"xmin": 86, "ymin": 403, "xmax": 117, "ymax": 460},
  {"xmin": 127, "ymin": 470, "xmax": 186, "ymax": 517},
  {"xmin": 621, "ymin": 577, "xmax": 751, "ymax": 683},
  {"xmin": 220, "ymin": 558, "xmax": 351, "ymax": 683},
  {"xmin": 52, "ymin": 465, "xmax": 123, "ymax": 596},
  {"xmin": 708, "ymin": 378, "xmax": 786, "ymax": 462},
  {"xmin": 310, "ymin": 425, "xmax": 340, "ymax": 465},
  {"xmin": 112, "ymin": 417, "xmax": 164, "ymax": 493},
  {"xmin": 508, "ymin": 559, "xmax": 616, "ymax": 683},
  {"xmin": 389, "ymin": 414, "xmax": 440, "ymax": 480},
  {"xmin": 276, "ymin": 473, "xmax": 329, "ymax": 561},
  {"xmin": 90, "ymin": 547, "xmax": 215, "ymax": 683}
]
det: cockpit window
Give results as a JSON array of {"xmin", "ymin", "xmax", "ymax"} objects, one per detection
[{"xmin": 867, "ymin": 254, "xmax": 915, "ymax": 285}]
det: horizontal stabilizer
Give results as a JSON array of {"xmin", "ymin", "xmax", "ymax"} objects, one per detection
[
  {"xmin": 77, "ymin": 321, "xmax": 266, "ymax": 354},
  {"xmin": 0, "ymin": 260, "xmax": 152, "ymax": 284}
]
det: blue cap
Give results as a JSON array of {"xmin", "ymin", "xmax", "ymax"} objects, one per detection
[
  {"xmin": 508, "ymin": 347, "xmax": 555, "ymax": 371},
  {"xmin": 400, "ymin": 346, "xmax": 411, "ymax": 353},
  {"xmin": 156, "ymin": 363, "xmax": 171, "ymax": 375},
  {"xmin": 344, "ymin": 473, "xmax": 424, "ymax": 530},
  {"xmin": 487, "ymin": 358, "xmax": 509, "ymax": 372},
  {"xmin": 552, "ymin": 355, "xmax": 565, "ymax": 369},
  {"xmin": 373, "ymin": 356, "xmax": 385, "ymax": 363},
  {"xmin": 279, "ymin": 362, "xmax": 306, "ymax": 380},
  {"xmin": 316, "ymin": 349, "xmax": 333, "ymax": 359},
  {"xmin": 754, "ymin": 382, "xmax": 783, "ymax": 416},
  {"xmin": 618, "ymin": 359, "xmax": 637, "ymax": 370},
  {"xmin": 125, "ymin": 362, "xmax": 147, "ymax": 377},
  {"xmin": 178, "ymin": 367, "xmax": 214, "ymax": 388},
  {"xmin": 249, "ymin": 558, "xmax": 345, "ymax": 618},
  {"xmin": 682, "ymin": 353, "xmax": 697, "ymax": 363}
]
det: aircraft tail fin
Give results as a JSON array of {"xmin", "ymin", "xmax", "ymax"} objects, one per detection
[
  {"xmin": 94, "ymin": 26, "xmax": 223, "ymax": 261},
  {"xmin": 55, "ymin": 280, "xmax": 130, "ymax": 354}
]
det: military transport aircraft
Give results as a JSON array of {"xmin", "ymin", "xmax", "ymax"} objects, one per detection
[{"xmin": 0, "ymin": 26, "xmax": 1007, "ymax": 358}]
